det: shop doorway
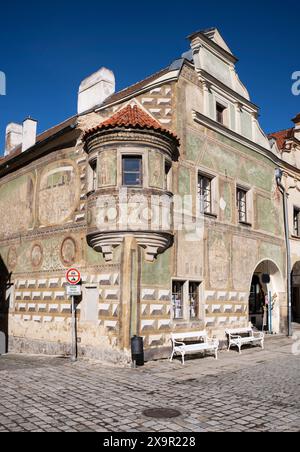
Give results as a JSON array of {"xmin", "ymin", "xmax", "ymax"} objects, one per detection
[
  {"xmin": 292, "ymin": 262, "xmax": 300, "ymax": 324},
  {"xmin": 249, "ymin": 260, "xmax": 283, "ymax": 333}
]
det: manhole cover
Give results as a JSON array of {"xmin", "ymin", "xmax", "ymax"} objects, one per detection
[{"xmin": 143, "ymin": 408, "xmax": 181, "ymax": 419}]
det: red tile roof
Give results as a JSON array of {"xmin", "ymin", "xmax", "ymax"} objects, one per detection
[
  {"xmin": 84, "ymin": 104, "xmax": 179, "ymax": 143},
  {"xmin": 268, "ymin": 128, "xmax": 294, "ymax": 151}
]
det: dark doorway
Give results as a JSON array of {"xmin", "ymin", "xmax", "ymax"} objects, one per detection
[
  {"xmin": 292, "ymin": 262, "xmax": 300, "ymax": 324},
  {"xmin": 249, "ymin": 275, "xmax": 265, "ymax": 330},
  {"xmin": 0, "ymin": 255, "xmax": 12, "ymax": 354}
]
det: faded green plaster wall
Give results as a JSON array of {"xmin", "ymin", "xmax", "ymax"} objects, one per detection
[
  {"xmin": 220, "ymin": 180, "xmax": 233, "ymax": 222},
  {"xmin": 256, "ymin": 196, "xmax": 278, "ymax": 235},
  {"xmin": 259, "ymin": 242, "xmax": 284, "ymax": 273},
  {"xmin": 241, "ymin": 110, "xmax": 252, "ymax": 140},
  {"xmin": 149, "ymin": 150, "xmax": 164, "ymax": 189},
  {"xmin": 186, "ymin": 133, "xmax": 206, "ymax": 162},
  {"xmin": 98, "ymin": 150, "xmax": 117, "ymax": 187},
  {"xmin": 141, "ymin": 248, "xmax": 171, "ymax": 287},
  {"xmin": 178, "ymin": 167, "xmax": 191, "ymax": 197}
]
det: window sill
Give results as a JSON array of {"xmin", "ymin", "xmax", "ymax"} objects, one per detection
[
  {"xmin": 291, "ymin": 235, "xmax": 300, "ymax": 240},
  {"xmin": 203, "ymin": 212, "xmax": 218, "ymax": 219},
  {"xmin": 239, "ymin": 221, "xmax": 252, "ymax": 228}
]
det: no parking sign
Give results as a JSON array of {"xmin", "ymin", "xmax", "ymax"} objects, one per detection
[{"xmin": 66, "ymin": 268, "xmax": 81, "ymax": 285}]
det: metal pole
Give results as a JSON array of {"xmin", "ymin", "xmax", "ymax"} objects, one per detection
[
  {"xmin": 276, "ymin": 169, "xmax": 293, "ymax": 337},
  {"xmin": 71, "ymin": 296, "xmax": 77, "ymax": 362},
  {"xmin": 269, "ymin": 291, "xmax": 273, "ymax": 334}
]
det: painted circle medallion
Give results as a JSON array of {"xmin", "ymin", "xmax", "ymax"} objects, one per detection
[
  {"xmin": 61, "ymin": 238, "xmax": 77, "ymax": 266},
  {"xmin": 7, "ymin": 246, "xmax": 18, "ymax": 269},
  {"xmin": 31, "ymin": 244, "xmax": 43, "ymax": 268}
]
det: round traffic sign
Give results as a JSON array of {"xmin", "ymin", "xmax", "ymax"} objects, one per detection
[{"xmin": 66, "ymin": 268, "xmax": 81, "ymax": 285}]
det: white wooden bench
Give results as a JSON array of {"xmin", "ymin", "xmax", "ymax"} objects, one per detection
[
  {"xmin": 170, "ymin": 331, "xmax": 219, "ymax": 365},
  {"xmin": 226, "ymin": 327, "xmax": 264, "ymax": 354}
]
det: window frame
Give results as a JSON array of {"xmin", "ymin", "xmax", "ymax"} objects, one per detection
[
  {"xmin": 189, "ymin": 281, "xmax": 200, "ymax": 320},
  {"xmin": 172, "ymin": 280, "xmax": 185, "ymax": 320},
  {"xmin": 216, "ymin": 102, "xmax": 226, "ymax": 125},
  {"xmin": 236, "ymin": 186, "xmax": 248, "ymax": 224},
  {"xmin": 91, "ymin": 160, "xmax": 97, "ymax": 192},
  {"xmin": 122, "ymin": 155, "xmax": 143, "ymax": 187},
  {"xmin": 198, "ymin": 173, "xmax": 213, "ymax": 215},
  {"xmin": 165, "ymin": 159, "xmax": 172, "ymax": 192}
]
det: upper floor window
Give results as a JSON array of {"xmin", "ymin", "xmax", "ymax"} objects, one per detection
[
  {"xmin": 294, "ymin": 207, "xmax": 300, "ymax": 237},
  {"xmin": 198, "ymin": 174, "xmax": 213, "ymax": 214},
  {"xmin": 122, "ymin": 156, "xmax": 143, "ymax": 187},
  {"xmin": 237, "ymin": 187, "xmax": 248, "ymax": 223},
  {"xmin": 216, "ymin": 103, "xmax": 226, "ymax": 125}
]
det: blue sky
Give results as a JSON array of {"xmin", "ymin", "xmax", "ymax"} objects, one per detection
[{"xmin": 0, "ymin": 0, "xmax": 299, "ymax": 154}]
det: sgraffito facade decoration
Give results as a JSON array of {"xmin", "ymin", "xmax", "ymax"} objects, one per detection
[{"xmin": 0, "ymin": 28, "xmax": 299, "ymax": 362}]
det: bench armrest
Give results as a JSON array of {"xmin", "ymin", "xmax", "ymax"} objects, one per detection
[
  {"xmin": 173, "ymin": 340, "xmax": 186, "ymax": 347},
  {"xmin": 229, "ymin": 334, "xmax": 242, "ymax": 340}
]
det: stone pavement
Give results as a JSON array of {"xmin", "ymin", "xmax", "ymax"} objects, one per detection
[{"xmin": 0, "ymin": 335, "xmax": 299, "ymax": 432}]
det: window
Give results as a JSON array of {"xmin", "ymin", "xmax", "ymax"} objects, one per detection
[
  {"xmin": 172, "ymin": 281, "xmax": 184, "ymax": 320},
  {"xmin": 122, "ymin": 156, "xmax": 142, "ymax": 187},
  {"xmin": 165, "ymin": 161, "xmax": 172, "ymax": 191},
  {"xmin": 237, "ymin": 187, "xmax": 248, "ymax": 223},
  {"xmin": 198, "ymin": 174, "xmax": 213, "ymax": 214},
  {"xmin": 91, "ymin": 160, "xmax": 97, "ymax": 191},
  {"xmin": 216, "ymin": 103, "xmax": 226, "ymax": 125},
  {"xmin": 189, "ymin": 282, "xmax": 200, "ymax": 319},
  {"xmin": 294, "ymin": 208, "xmax": 300, "ymax": 237}
]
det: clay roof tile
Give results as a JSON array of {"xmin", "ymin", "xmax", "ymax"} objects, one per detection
[{"xmin": 84, "ymin": 104, "xmax": 179, "ymax": 144}]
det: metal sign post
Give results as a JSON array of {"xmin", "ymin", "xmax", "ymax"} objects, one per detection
[
  {"xmin": 71, "ymin": 295, "xmax": 77, "ymax": 363},
  {"xmin": 66, "ymin": 269, "xmax": 81, "ymax": 363}
]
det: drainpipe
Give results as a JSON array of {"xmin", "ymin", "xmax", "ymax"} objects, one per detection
[{"xmin": 275, "ymin": 168, "xmax": 292, "ymax": 337}]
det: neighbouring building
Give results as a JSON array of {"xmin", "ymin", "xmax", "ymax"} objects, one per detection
[{"xmin": 0, "ymin": 28, "xmax": 299, "ymax": 362}]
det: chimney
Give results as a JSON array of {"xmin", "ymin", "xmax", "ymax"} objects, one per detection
[
  {"xmin": 293, "ymin": 113, "xmax": 300, "ymax": 141},
  {"xmin": 5, "ymin": 123, "xmax": 23, "ymax": 156},
  {"xmin": 78, "ymin": 67, "xmax": 115, "ymax": 115},
  {"xmin": 22, "ymin": 117, "xmax": 37, "ymax": 152}
]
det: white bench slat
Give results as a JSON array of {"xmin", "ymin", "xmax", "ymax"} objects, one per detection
[
  {"xmin": 170, "ymin": 330, "xmax": 219, "ymax": 365},
  {"xmin": 171, "ymin": 331, "xmax": 207, "ymax": 340}
]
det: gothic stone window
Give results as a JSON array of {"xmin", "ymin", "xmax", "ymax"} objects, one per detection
[{"xmin": 122, "ymin": 156, "xmax": 143, "ymax": 187}]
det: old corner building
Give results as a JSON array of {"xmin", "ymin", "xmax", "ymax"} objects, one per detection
[{"xmin": 0, "ymin": 28, "xmax": 300, "ymax": 362}]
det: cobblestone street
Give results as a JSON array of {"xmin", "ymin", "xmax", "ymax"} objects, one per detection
[{"xmin": 0, "ymin": 335, "xmax": 299, "ymax": 432}]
